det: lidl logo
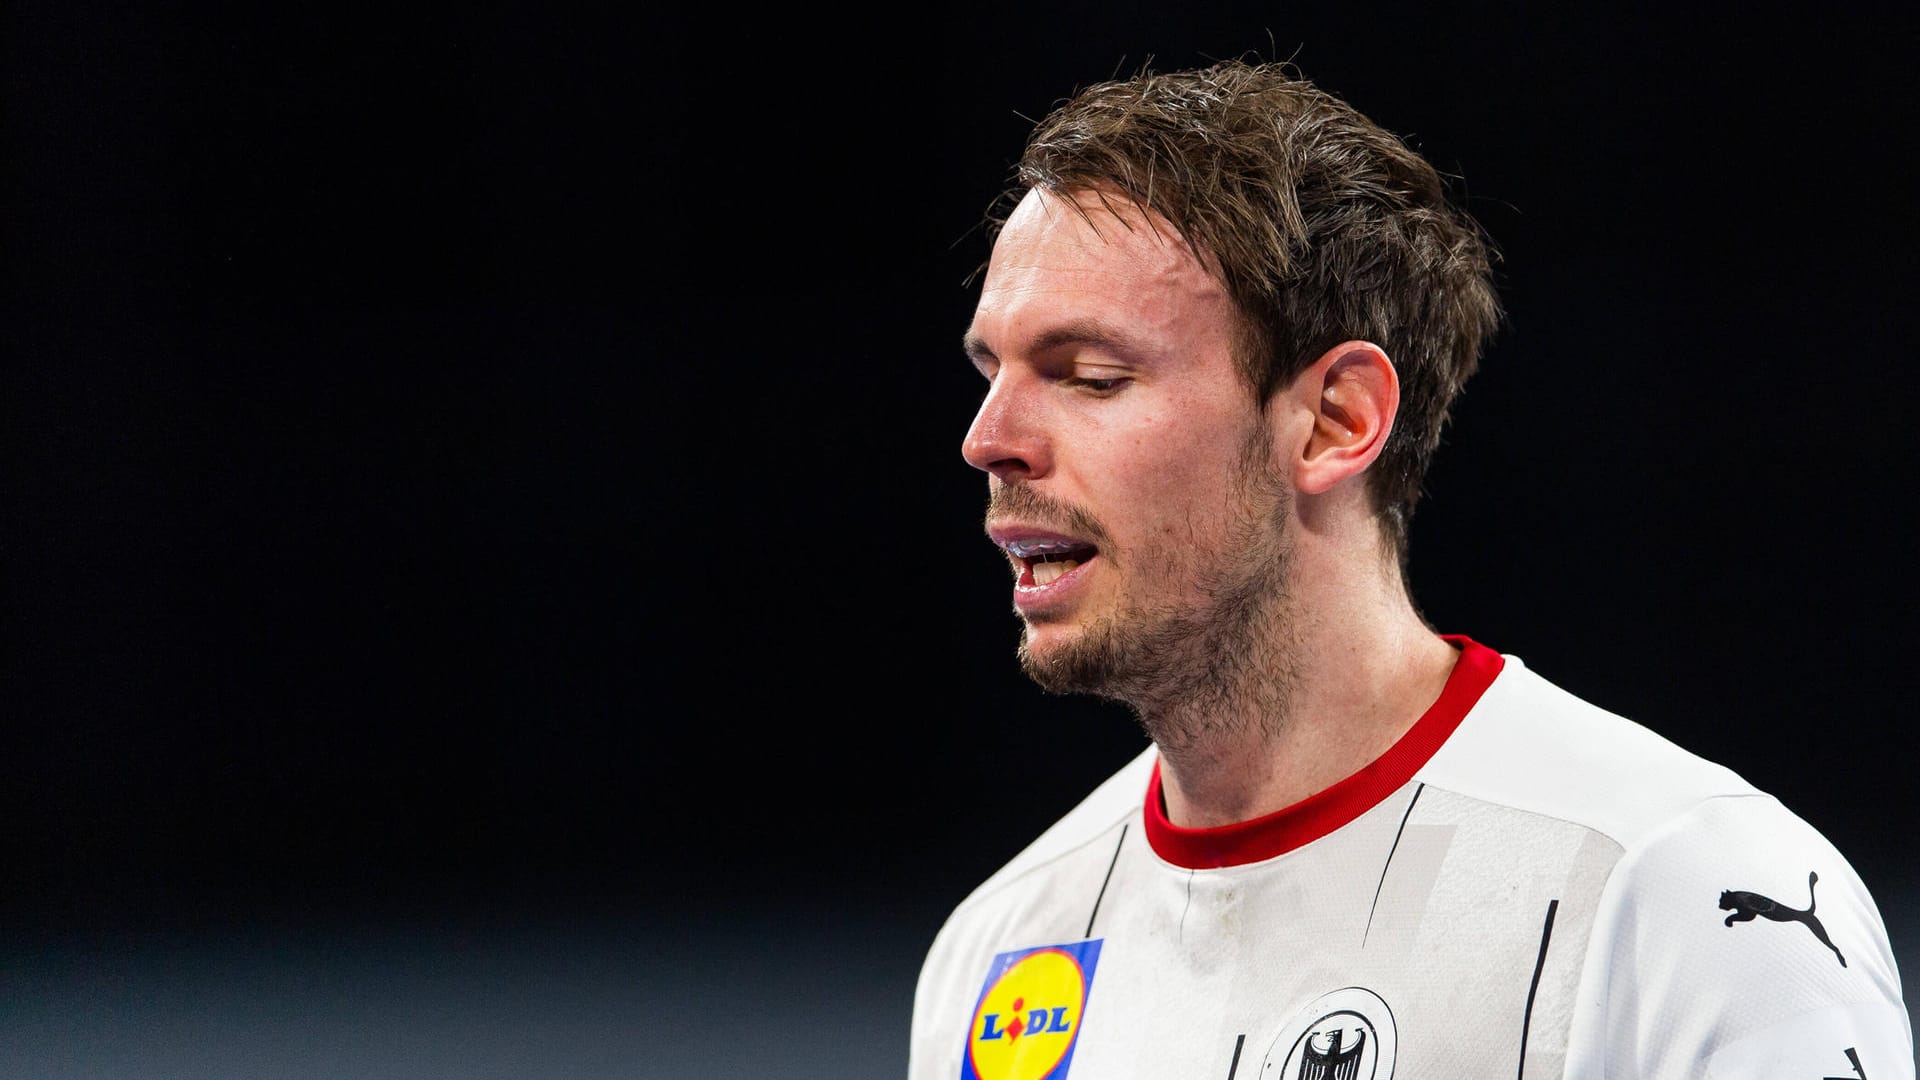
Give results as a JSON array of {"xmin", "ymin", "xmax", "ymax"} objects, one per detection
[{"xmin": 961, "ymin": 939, "xmax": 1102, "ymax": 1080}]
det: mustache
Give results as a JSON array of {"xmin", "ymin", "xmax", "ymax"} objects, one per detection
[{"xmin": 985, "ymin": 483, "xmax": 1113, "ymax": 549}]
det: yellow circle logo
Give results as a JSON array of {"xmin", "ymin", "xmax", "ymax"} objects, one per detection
[{"xmin": 967, "ymin": 948, "xmax": 1088, "ymax": 1080}]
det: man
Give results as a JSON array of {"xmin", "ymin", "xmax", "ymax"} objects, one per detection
[{"xmin": 909, "ymin": 59, "xmax": 1912, "ymax": 1079}]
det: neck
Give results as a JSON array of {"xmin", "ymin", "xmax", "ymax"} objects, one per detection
[{"xmin": 1146, "ymin": 538, "xmax": 1459, "ymax": 830}]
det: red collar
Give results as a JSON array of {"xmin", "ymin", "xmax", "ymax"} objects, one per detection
[{"xmin": 1143, "ymin": 635, "xmax": 1503, "ymax": 869}]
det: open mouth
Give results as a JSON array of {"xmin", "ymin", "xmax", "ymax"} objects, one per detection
[{"xmin": 1003, "ymin": 538, "xmax": 1100, "ymax": 588}]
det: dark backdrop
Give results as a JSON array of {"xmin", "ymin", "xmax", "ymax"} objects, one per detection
[{"xmin": 6, "ymin": 3, "xmax": 1916, "ymax": 1075}]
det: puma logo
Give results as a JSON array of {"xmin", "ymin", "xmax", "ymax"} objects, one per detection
[{"xmin": 1719, "ymin": 870, "xmax": 1846, "ymax": 967}]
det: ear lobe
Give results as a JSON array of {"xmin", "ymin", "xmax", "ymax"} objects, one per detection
[{"xmin": 1294, "ymin": 341, "xmax": 1399, "ymax": 496}]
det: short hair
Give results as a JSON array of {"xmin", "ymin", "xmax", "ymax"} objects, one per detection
[{"xmin": 989, "ymin": 58, "xmax": 1503, "ymax": 564}]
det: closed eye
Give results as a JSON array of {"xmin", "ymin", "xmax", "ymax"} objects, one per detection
[{"xmin": 1064, "ymin": 376, "xmax": 1127, "ymax": 394}]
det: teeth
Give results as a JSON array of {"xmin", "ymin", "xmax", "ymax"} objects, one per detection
[{"xmin": 1031, "ymin": 558, "xmax": 1081, "ymax": 586}]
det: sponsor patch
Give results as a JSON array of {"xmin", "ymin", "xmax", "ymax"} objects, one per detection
[{"xmin": 961, "ymin": 939, "xmax": 1102, "ymax": 1080}]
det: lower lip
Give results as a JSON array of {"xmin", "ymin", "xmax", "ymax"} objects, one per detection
[{"xmin": 1013, "ymin": 557, "xmax": 1096, "ymax": 612}]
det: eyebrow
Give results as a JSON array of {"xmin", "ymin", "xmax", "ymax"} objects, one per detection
[{"xmin": 962, "ymin": 319, "xmax": 1145, "ymax": 365}]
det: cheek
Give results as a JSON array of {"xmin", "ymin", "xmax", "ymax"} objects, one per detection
[
  {"xmin": 1084, "ymin": 395, "xmax": 1263, "ymax": 549},
  {"xmin": 1148, "ymin": 414, "xmax": 1257, "ymax": 495},
  {"xmin": 1121, "ymin": 448, "xmax": 1250, "ymax": 551}
]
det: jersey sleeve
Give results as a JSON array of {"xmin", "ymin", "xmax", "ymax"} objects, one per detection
[{"xmin": 1564, "ymin": 793, "xmax": 1913, "ymax": 1079}]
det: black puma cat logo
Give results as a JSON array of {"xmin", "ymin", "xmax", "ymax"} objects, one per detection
[{"xmin": 1719, "ymin": 870, "xmax": 1846, "ymax": 967}]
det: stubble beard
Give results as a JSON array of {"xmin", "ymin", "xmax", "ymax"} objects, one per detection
[{"xmin": 1014, "ymin": 435, "xmax": 1299, "ymax": 753}]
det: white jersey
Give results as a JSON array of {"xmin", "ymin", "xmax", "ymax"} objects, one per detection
[{"xmin": 910, "ymin": 638, "xmax": 1912, "ymax": 1080}]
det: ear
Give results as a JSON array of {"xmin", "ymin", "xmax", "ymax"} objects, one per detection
[{"xmin": 1282, "ymin": 341, "xmax": 1399, "ymax": 496}]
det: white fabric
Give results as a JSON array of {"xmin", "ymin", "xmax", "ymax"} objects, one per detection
[{"xmin": 910, "ymin": 652, "xmax": 1913, "ymax": 1079}]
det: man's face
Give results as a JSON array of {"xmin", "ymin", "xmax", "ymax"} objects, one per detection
[{"xmin": 962, "ymin": 188, "xmax": 1295, "ymax": 708}]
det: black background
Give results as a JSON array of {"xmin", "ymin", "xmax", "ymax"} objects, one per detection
[{"xmin": 7, "ymin": 3, "xmax": 1917, "ymax": 1070}]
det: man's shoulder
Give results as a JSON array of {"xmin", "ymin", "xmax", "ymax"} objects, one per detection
[
  {"xmin": 1419, "ymin": 650, "xmax": 1764, "ymax": 850},
  {"xmin": 944, "ymin": 744, "xmax": 1155, "ymax": 919}
]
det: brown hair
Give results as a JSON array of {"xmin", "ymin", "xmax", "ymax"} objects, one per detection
[{"xmin": 989, "ymin": 58, "xmax": 1503, "ymax": 563}]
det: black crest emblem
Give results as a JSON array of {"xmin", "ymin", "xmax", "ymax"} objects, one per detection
[
  {"xmin": 1719, "ymin": 870, "xmax": 1847, "ymax": 967},
  {"xmin": 1298, "ymin": 1027, "xmax": 1367, "ymax": 1080},
  {"xmin": 1259, "ymin": 987, "xmax": 1395, "ymax": 1080}
]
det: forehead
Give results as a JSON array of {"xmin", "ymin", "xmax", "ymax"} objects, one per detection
[{"xmin": 971, "ymin": 188, "xmax": 1233, "ymax": 358}]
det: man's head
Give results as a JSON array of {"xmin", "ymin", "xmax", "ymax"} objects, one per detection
[
  {"xmin": 961, "ymin": 60, "xmax": 1499, "ymax": 719},
  {"xmin": 990, "ymin": 58, "xmax": 1501, "ymax": 564},
  {"xmin": 964, "ymin": 186, "xmax": 1303, "ymax": 724}
]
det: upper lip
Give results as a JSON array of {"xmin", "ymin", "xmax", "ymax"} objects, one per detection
[{"xmin": 987, "ymin": 524, "xmax": 1100, "ymax": 560}]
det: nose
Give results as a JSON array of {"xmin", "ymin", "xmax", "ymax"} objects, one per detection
[{"xmin": 961, "ymin": 372, "xmax": 1049, "ymax": 482}]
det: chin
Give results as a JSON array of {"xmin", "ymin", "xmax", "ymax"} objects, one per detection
[{"xmin": 1016, "ymin": 618, "xmax": 1128, "ymax": 698}]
